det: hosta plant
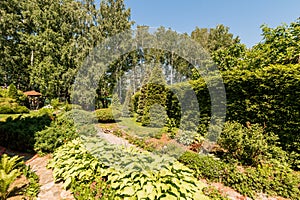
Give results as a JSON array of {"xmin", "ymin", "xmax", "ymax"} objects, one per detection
[{"xmin": 49, "ymin": 138, "xmax": 209, "ymax": 199}]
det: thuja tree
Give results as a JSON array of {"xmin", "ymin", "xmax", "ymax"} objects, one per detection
[
  {"xmin": 135, "ymin": 66, "xmax": 152, "ymax": 122},
  {"xmin": 136, "ymin": 65, "xmax": 168, "ymax": 126},
  {"xmin": 122, "ymin": 87, "xmax": 134, "ymax": 117}
]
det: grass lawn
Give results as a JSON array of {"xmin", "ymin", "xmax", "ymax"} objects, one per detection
[{"xmin": 98, "ymin": 117, "xmax": 169, "ymax": 139}]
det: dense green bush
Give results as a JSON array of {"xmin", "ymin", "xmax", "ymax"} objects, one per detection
[
  {"xmin": 178, "ymin": 151, "xmax": 300, "ymax": 199},
  {"xmin": 0, "ymin": 97, "xmax": 29, "ymax": 114},
  {"xmin": 0, "ymin": 104, "xmax": 29, "ymax": 114},
  {"xmin": 222, "ymin": 65, "xmax": 300, "ymax": 169},
  {"xmin": 7, "ymin": 84, "xmax": 18, "ymax": 99},
  {"xmin": 1, "ymin": 85, "xmax": 27, "ymax": 106},
  {"xmin": 179, "ymin": 151, "xmax": 233, "ymax": 182},
  {"xmin": 34, "ymin": 109, "xmax": 99, "ymax": 154},
  {"xmin": 34, "ymin": 113, "xmax": 78, "ymax": 154},
  {"xmin": 0, "ymin": 113, "xmax": 52, "ymax": 152},
  {"xmin": 63, "ymin": 109, "xmax": 97, "ymax": 126},
  {"xmin": 141, "ymin": 104, "xmax": 167, "ymax": 127},
  {"xmin": 218, "ymin": 121, "xmax": 287, "ymax": 166},
  {"xmin": 95, "ymin": 108, "xmax": 121, "ymax": 123}
]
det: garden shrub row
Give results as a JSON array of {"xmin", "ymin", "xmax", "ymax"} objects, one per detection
[
  {"xmin": 217, "ymin": 121, "xmax": 287, "ymax": 166},
  {"xmin": 222, "ymin": 65, "xmax": 300, "ymax": 169},
  {"xmin": 34, "ymin": 109, "xmax": 98, "ymax": 154},
  {"xmin": 34, "ymin": 114, "xmax": 78, "ymax": 154},
  {"xmin": 0, "ymin": 104, "xmax": 29, "ymax": 114},
  {"xmin": 0, "ymin": 107, "xmax": 96, "ymax": 153}
]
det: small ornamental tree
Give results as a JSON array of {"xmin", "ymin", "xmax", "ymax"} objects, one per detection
[
  {"xmin": 136, "ymin": 64, "xmax": 168, "ymax": 126},
  {"xmin": 122, "ymin": 88, "xmax": 133, "ymax": 117},
  {"xmin": 136, "ymin": 66, "xmax": 151, "ymax": 122},
  {"xmin": 8, "ymin": 83, "xmax": 18, "ymax": 99}
]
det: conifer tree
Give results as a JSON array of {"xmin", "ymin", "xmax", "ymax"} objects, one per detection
[
  {"xmin": 135, "ymin": 64, "xmax": 168, "ymax": 126},
  {"xmin": 122, "ymin": 87, "xmax": 134, "ymax": 117},
  {"xmin": 135, "ymin": 64, "xmax": 152, "ymax": 122}
]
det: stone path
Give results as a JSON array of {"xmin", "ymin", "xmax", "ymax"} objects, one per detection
[
  {"xmin": 97, "ymin": 127, "xmax": 133, "ymax": 147},
  {"xmin": 25, "ymin": 154, "xmax": 74, "ymax": 200}
]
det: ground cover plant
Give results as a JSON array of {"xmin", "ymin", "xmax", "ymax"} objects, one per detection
[{"xmin": 48, "ymin": 137, "xmax": 209, "ymax": 200}]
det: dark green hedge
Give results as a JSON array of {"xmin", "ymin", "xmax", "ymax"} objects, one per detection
[
  {"xmin": 222, "ymin": 64, "xmax": 300, "ymax": 168},
  {"xmin": 0, "ymin": 97, "xmax": 29, "ymax": 114},
  {"xmin": 164, "ymin": 64, "xmax": 300, "ymax": 169},
  {"xmin": 0, "ymin": 113, "xmax": 52, "ymax": 152}
]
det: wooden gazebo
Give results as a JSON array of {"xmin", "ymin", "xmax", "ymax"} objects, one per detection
[{"xmin": 24, "ymin": 90, "xmax": 42, "ymax": 110}]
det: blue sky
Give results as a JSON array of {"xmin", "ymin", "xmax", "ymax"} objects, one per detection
[{"xmin": 123, "ymin": 0, "xmax": 300, "ymax": 47}]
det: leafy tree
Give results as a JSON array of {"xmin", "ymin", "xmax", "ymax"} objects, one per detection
[
  {"xmin": 247, "ymin": 18, "xmax": 300, "ymax": 68},
  {"xmin": 191, "ymin": 27, "xmax": 210, "ymax": 50},
  {"xmin": 0, "ymin": 0, "xmax": 31, "ymax": 90},
  {"xmin": 191, "ymin": 24, "xmax": 245, "ymax": 71},
  {"xmin": 212, "ymin": 42, "xmax": 246, "ymax": 71},
  {"xmin": 191, "ymin": 24, "xmax": 239, "ymax": 53},
  {"xmin": 0, "ymin": 0, "xmax": 132, "ymax": 101}
]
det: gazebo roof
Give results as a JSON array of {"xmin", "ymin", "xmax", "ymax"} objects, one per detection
[{"xmin": 24, "ymin": 90, "xmax": 42, "ymax": 96}]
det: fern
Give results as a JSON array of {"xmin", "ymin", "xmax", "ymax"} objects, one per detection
[{"xmin": 0, "ymin": 154, "xmax": 23, "ymax": 200}]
